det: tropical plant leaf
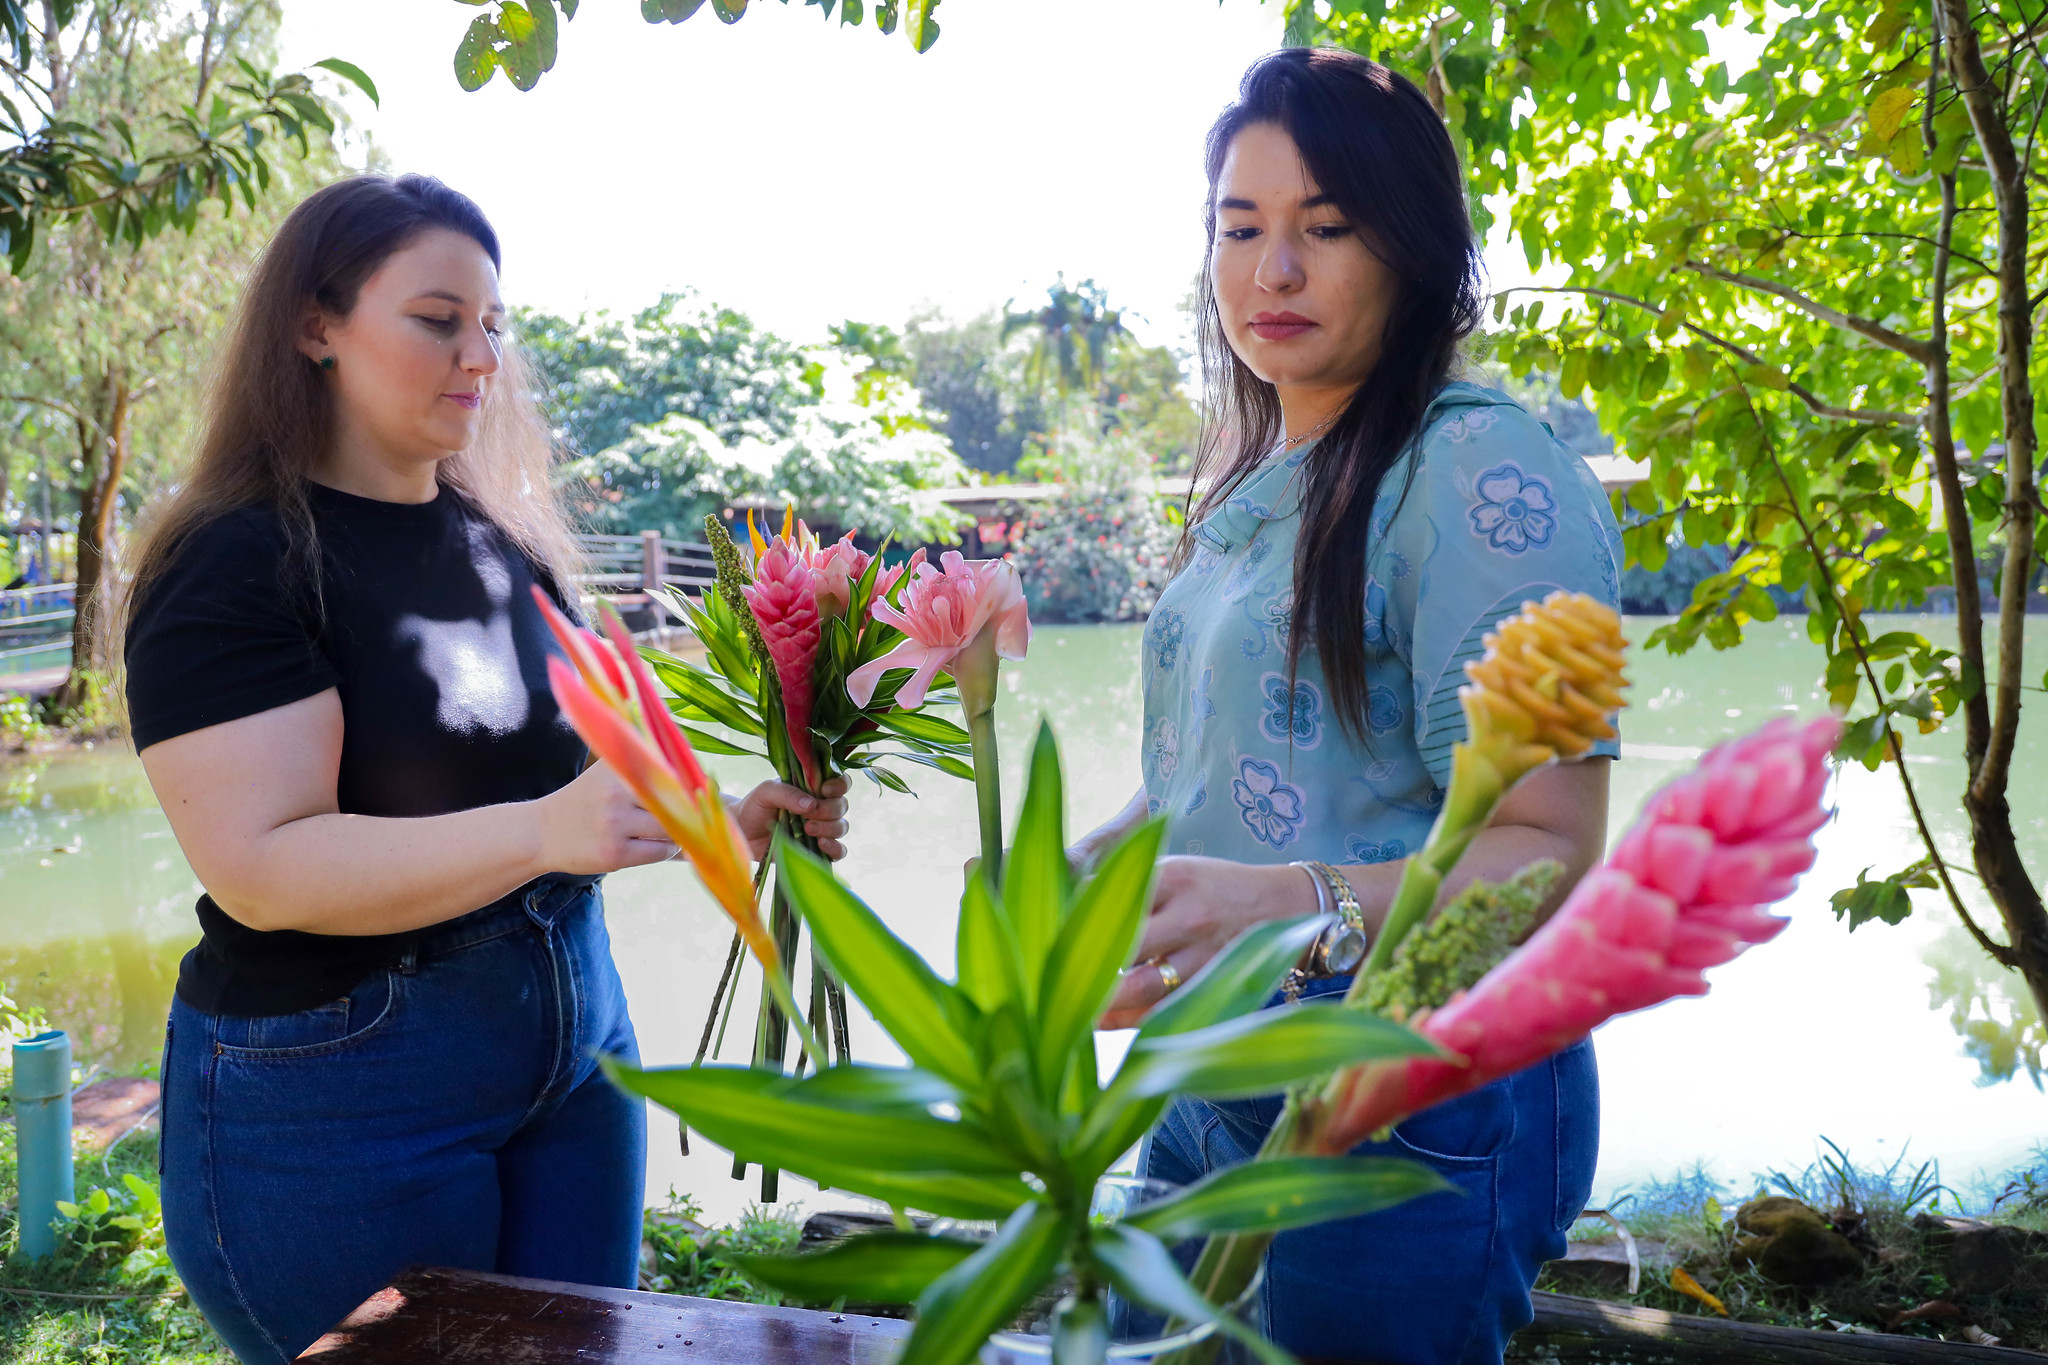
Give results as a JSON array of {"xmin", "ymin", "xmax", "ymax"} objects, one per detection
[
  {"xmin": 730, "ymin": 1231, "xmax": 980, "ymax": 1305},
  {"xmin": 672, "ymin": 719, "xmax": 764, "ymax": 758},
  {"xmin": 601, "ymin": 1060, "xmax": 1018, "ymax": 1177},
  {"xmin": 1089, "ymin": 1223, "xmax": 1295, "ymax": 1365},
  {"xmin": 1033, "ymin": 817, "xmax": 1164, "ymax": 1096},
  {"xmin": 642, "ymin": 651, "xmax": 762, "ymax": 732},
  {"xmin": 872, "ymin": 709, "xmax": 973, "ymax": 746},
  {"xmin": 1003, "ymin": 721, "xmax": 1069, "ymax": 1001},
  {"xmin": 956, "ymin": 869, "xmax": 1024, "ymax": 1014},
  {"xmin": 785, "ymin": 1063, "xmax": 960, "ymax": 1115},
  {"xmin": 873, "ymin": 748, "xmax": 976, "ymax": 782},
  {"xmin": 900, "ymin": 1203, "xmax": 1065, "ymax": 1365},
  {"xmin": 310, "ymin": 57, "xmax": 379, "ymax": 106},
  {"xmin": 775, "ymin": 838, "xmax": 980, "ymax": 1086},
  {"xmin": 1112, "ymin": 1004, "xmax": 1436, "ymax": 1104},
  {"xmin": 1123, "ymin": 1156, "xmax": 1454, "ymax": 1242}
]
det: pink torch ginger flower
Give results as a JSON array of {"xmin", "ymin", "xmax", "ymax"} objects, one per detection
[
  {"xmin": 846, "ymin": 550, "xmax": 1030, "ymax": 715},
  {"xmin": 742, "ymin": 530, "xmax": 826, "ymax": 793},
  {"xmin": 809, "ymin": 533, "xmax": 872, "ymax": 620},
  {"xmin": 1314, "ymin": 714, "xmax": 1841, "ymax": 1153}
]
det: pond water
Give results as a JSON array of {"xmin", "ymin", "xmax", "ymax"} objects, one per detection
[{"xmin": 1, "ymin": 617, "xmax": 2041, "ymax": 1228}]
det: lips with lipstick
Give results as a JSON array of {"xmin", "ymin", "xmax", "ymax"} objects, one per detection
[
  {"xmin": 1249, "ymin": 310, "xmax": 1316, "ymax": 340},
  {"xmin": 441, "ymin": 391, "xmax": 482, "ymax": 411}
]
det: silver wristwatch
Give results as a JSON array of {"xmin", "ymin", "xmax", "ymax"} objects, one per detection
[{"xmin": 1282, "ymin": 861, "xmax": 1370, "ymax": 1001}]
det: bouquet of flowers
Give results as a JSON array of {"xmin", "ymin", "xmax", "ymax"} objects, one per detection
[{"xmin": 637, "ymin": 510, "xmax": 1030, "ymax": 1197}]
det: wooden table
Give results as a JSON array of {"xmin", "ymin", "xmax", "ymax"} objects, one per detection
[{"xmin": 299, "ymin": 1266, "xmax": 926, "ymax": 1364}]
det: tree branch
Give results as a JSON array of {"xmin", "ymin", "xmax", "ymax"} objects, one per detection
[
  {"xmin": 1494, "ymin": 285, "xmax": 1923, "ymax": 426},
  {"xmin": 1683, "ymin": 260, "xmax": 1943, "ymax": 364}
]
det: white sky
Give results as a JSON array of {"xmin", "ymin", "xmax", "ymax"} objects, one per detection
[{"xmin": 278, "ymin": 0, "xmax": 1300, "ymax": 350}]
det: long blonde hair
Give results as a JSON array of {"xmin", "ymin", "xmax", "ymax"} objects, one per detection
[{"xmin": 117, "ymin": 174, "xmax": 580, "ymax": 663}]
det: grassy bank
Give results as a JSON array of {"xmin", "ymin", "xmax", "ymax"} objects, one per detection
[{"xmin": 1542, "ymin": 1144, "xmax": 2048, "ymax": 1349}]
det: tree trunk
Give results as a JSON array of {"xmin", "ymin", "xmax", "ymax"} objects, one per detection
[
  {"xmin": 63, "ymin": 372, "xmax": 127, "ymax": 711},
  {"xmin": 1937, "ymin": 0, "xmax": 2048, "ymax": 1026}
]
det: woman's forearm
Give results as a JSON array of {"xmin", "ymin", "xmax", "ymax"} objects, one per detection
[{"xmin": 215, "ymin": 801, "xmax": 552, "ymax": 936}]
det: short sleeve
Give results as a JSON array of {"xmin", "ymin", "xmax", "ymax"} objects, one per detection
[
  {"xmin": 124, "ymin": 511, "xmax": 339, "ymax": 751},
  {"xmin": 1378, "ymin": 393, "xmax": 1624, "ymax": 788}
]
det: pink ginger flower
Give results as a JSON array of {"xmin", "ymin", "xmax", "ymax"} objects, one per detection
[
  {"xmin": 742, "ymin": 534, "xmax": 825, "ymax": 793},
  {"xmin": 1317, "ymin": 714, "xmax": 1841, "ymax": 1153},
  {"xmin": 809, "ymin": 533, "xmax": 873, "ymax": 620},
  {"xmin": 846, "ymin": 550, "xmax": 1030, "ymax": 716}
]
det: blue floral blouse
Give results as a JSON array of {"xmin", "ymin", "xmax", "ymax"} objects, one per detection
[{"xmin": 1139, "ymin": 381, "xmax": 1623, "ymax": 867}]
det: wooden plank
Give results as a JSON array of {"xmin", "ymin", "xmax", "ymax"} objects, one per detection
[
  {"xmin": 1512, "ymin": 1290, "xmax": 2046, "ymax": 1362},
  {"xmin": 298, "ymin": 1266, "xmax": 914, "ymax": 1364}
]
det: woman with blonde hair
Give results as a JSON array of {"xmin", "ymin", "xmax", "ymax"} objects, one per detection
[{"xmin": 121, "ymin": 173, "xmax": 848, "ymax": 1362}]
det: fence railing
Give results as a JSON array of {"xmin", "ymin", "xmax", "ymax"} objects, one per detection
[
  {"xmin": 0, "ymin": 584, "xmax": 77, "ymax": 673},
  {"xmin": 0, "ymin": 533, "xmax": 718, "ymax": 680}
]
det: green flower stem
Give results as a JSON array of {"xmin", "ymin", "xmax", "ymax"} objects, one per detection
[
  {"xmin": 1347, "ymin": 742, "xmax": 1505, "ymax": 992},
  {"xmin": 970, "ymin": 707, "xmax": 1005, "ymax": 883}
]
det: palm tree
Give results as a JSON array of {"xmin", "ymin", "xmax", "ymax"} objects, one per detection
[{"xmin": 1000, "ymin": 276, "xmax": 1132, "ymax": 401}]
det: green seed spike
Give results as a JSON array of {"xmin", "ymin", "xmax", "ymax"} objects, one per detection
[
  {"xmin": 704, "ymin": 514, "xmax": 772, "ymax": 669},
  {"xmin": 1362, "ymin": 860, "xmax": 1562, "ymax": 1018}
]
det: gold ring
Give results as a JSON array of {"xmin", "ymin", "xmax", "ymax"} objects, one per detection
[{"xmin": 1156, "ymin": 959, "xmax": 1182, "ymax": 994}]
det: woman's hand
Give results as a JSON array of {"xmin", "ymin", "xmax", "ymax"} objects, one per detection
[
  {"xmin": 732, "ymin": 776, "xmax": 851, "ymax": 861},
  {"xmin": 535, "ymin": 759, "xmax": 684, "ymax": 875},
  {"xmin": 1098, "ymin": 856, "xmax": 1319, "ymax": 1030}
]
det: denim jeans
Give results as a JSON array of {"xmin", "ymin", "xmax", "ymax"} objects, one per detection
[
  {"xmin": 159, "ymin": 875, "xmax": 646, "ymax": 1364},
  {"xmin": 1137, "ymin": 981, "xmax": 1599, "ymax": 1365}
]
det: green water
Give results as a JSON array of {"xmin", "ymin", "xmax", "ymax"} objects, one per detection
[{"xmin": 1, "ymin": 618, "xmax": 2041, "ymax": 1224}]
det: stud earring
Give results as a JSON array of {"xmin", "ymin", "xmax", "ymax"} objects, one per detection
[{"xmin": 319, "ymin": 356, "xmax": 336, "ymax": 371}]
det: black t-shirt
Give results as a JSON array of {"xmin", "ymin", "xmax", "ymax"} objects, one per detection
[{"xmin": 125, "ymin": 482, "xmax": 587, "ymax": 1016}]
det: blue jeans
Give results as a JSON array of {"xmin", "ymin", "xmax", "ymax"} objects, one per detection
[
  {"xmin": 159, "ymin": 876, "xmax": 646, "ymax": 1364},
  {"xmin": 1138, "ymin": 984, "xmax": 1599, "ymax": 1365}
]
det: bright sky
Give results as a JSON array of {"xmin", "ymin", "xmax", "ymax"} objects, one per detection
[{"xmin": 277, "ymin": 0, "xmax": 1297, "ymax": 350}]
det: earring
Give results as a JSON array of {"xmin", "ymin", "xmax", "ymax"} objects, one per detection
[{"xmin": 319, "ymin": 356, "xmax": 336, "ymax": 371}]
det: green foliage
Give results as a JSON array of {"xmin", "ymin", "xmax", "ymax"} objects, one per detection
[
  {"xmin": 526, "ymin": 295, "xmax": 969, "ymax": 544},
  {"xmin": 1290, "ymin": 0, "xmax": 2048, "ymax": 1013},
  {"xmin": 0, "ymin": 693, "xmax": 49, "ymax": 751},
  {"xmin": 639, "ymin": 1192, "xmax": 807, "ymax": 1303},
  {"xmin": 0, "ymin": 3, "xmax": 357, "ymax": 276},
  {"xmin": 1831, "ymin": 859, "xmax": 1938, "ymax": 932},
  {"xmin": 605, "ymin": 724, "xmax": 1445, "ymax": 1365},
  {"xmin": 1008, "ymin": 484, "xmax": 1178, "ymax": 624},
  {"xmin": 451, "ymin": 0, "xmax": 943, "ymax": 91},
  {"xmin": 1362, "ymin": 861, "xmax": 1560, "ymax": 1017}
]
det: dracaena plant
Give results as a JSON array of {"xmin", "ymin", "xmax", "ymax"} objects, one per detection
[{"xmin": 603, "ymin": 723, "xmax": 1453, "ymax": 1365}]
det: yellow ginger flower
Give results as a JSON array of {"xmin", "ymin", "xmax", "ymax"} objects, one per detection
[{"xmin": 1460, "ymin": 590, "xmax": 1628, "ymax": 784}]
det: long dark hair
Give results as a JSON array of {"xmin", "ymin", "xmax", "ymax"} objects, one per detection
[
  {"xmin": 118, "ymin": 173, "xmax": 577, "ymax": 649},
  {"xmin": 1184, "ymin": 48, "xmax": 1483, "ymax": 742}
]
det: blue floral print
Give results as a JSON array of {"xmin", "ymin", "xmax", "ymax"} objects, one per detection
[
  {"xmin": 1139, "ymin": 382, "xmax": 1621, "ymax": 874},
  {"xmin": 1346, "ymin": 836, "xmax": 1408, "ymax": 865},
  {"xmin": 1149, "ymin": 609, "xmax": 1186, "ymax": 671},
  {"xmin": 1259, "ymin": 673, "xmax": 1324, "ymax": 749},
  {"xmin": 1232, "ymin": 758, "xmax": 1306, "ymax": 850},
  {"xmin": 1467, "ymin": 461, "xmax": 1558, "ymax": 555}
]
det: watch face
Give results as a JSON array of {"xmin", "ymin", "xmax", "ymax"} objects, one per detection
[{"xmin": 1324, "ymin": 925, "xmax": 1369, "ymax": 976}]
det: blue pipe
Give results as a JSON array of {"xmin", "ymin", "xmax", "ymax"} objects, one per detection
[{"xmin": 12, "ymin": 1030, "xmax": 73, "ymax": 1260}]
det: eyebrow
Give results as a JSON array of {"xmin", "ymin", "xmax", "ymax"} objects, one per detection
[
  {"xmin": 1217, "ymin": 193, "xmax": 1337, "ymax": 212},
  {"xmin": 413, "ymin": 289, "xmax": 506, "ymax": 314}
]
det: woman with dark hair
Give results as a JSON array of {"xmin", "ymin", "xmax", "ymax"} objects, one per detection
[
  {"xmin": 119, "ymin": 173, "xmax": 850, "ymax": 1363},
  {"xmin": 1081, "ymin": 50, "xmax": 1619, "ymax": 1362}
]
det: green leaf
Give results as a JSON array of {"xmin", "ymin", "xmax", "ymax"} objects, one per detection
[
  {"xmin": 453, "ymin": 15, "xmax": 499, "ymax": 90},
  {"xmin": 1034, "ymin": 818, "xmax": 1164, "ymax": 1097},
  {"xmin": 1136, "ymin": 914, "xmax": 1327, "ymax": 1041},
  {"xmin": 643, "ymin": 651, "xmax": 762, "ymax": 733},
  {"xmin": 1003, "ymin": 721, "xmax": 1069, "ymax": 1001},
  {"xmin": 731, "ymin": 1231, "xmax": 980, "ymax": 1304},
  {"xmin": 786, "ymin": 1062, "xmax": 960, "ymax": 1115},
  {"xmin": 1866, "ymin": 85, "xmax": 1916, "ymax": 144},
  {"xmin": 1089, "ymin": 1223, "xmax": 1295, "ymax": 1365},
  {"xmin": 602, "ymin": 1060, "xmax": 1019, "ymax": 1177},
  {"xmin": 901, "ymin": 1203, "xmax": 1065, "ymax": 1365},
  {"xmin": 1124, "ymin": 1156, "xmax": 1454, "ymax": 1241},
  {"xmin": 956, "ymin": 868, "xmax": 1024, "ymax": 1013},
  {"xmin": 671, "ymin": 719, "xmax": 764, "ymax": 758},
  {"xmin": 529, "ymin": 0, "xmax": 559, "ymax": 70},
  {"xmin": 642, "ymin": 0, "xmax": 708, "ymax": 22},
  {"xmin": 903, "ymin": 0, "xmax": 940, "ymax": 50},
  {"xmin": 1113, "ymin": 1003, "xmax": 1437, "ymax": 1103},
  {"xmin": 775, "ymin": 838, "xmax": 980, "ymax": 1086},
  {"xmin": 310, "ymin": 58, "xmax": 380, "ymax": 107},
  {"xmin": 1830, "ymin": 861, "xmax": 1934, "ymax": 931},
  {"xmin": 872, "ymin": 709, "xmax": 971, "ymax": 746},
  {"xmin": 1051, "ymin": 1295, "xmax": 1109, "ymax": 1365}
]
